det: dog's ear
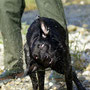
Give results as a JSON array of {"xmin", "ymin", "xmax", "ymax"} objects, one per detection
[
  {"xmin": 41, "ymin": 21, "xmax": 49, "ymax": 35},
  {"xmin": 39, "ymin": 18, "xmax": 49, "ymax": 38}
]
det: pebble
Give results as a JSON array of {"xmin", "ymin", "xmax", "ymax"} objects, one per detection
[
  {"xmin": 78, "ymin": 76, "xmax": 86, "ymax": 81},
  {"xmin": 15, "ymin": 78, "xmax": 22, "ymax": 85},
  {"xmin": 80, "ymin": 1, "xmax": 85, "ymax": 5},
  {"xmin": 82, "ymin": 71, "xmax": 90, "ymax": 76},
  {"xmin": 86, "ymin": 64, "xmax": 90, "ymax": 71},
  {"xmin": 83, "ymin": 80, "xmax": 90, "ymax": 87},
  {"xmin": 49, "ymin": 82, "xmax": 54, "ymax": 87},
  {"xmin": 0, "ymin": 25, "xmax": 90, "ymax": 90},
  {"xmin": 68, "ymin": 25, "xmax": 77, "ymax": 32}
]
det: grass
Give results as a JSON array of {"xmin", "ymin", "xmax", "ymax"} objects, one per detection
[
  {"xmin": 21, "ymin": 23, "xmax": 29, "ymax": 35},
  {"xmin": 25, "ymin": 0, "xmax": 37, "ymax": 11},
  {"xmin": 24, "ymin": 0, "xmax": 90, "ymax": 11},
  {"xmin": 0, "ymin": 33, "xmax": 3, "ymax": 44}
]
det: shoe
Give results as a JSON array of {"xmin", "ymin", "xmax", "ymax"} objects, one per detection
[{"xmin": 0, "ymin": 69, "xmax": 24, "ymax": 81}]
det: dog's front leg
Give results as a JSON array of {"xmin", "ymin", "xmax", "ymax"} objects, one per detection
[
  {"xmin": 29, "ymin": 73, "xmax": 38, "ymax": 90},
  {"xmin": 37, "ymin": 70, "xmax": 45, "ymax": 90},
  {"xmin": 24, "ymin": 43, "xmax": 38, "ymax": 90},
  {"xmin": 65, "ymin": 65, "xmax": 73, "ymax": 90}
]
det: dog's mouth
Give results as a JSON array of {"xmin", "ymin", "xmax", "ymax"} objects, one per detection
[
  {"xmin": 48, "ymin": 59, "xmax": 53, "ymax": 65},
  {"xmin": 34, "ymin": 55, "xmax": 54, "ymax": 68},
  {"xmin": 45, "ymin": 58, "xmax": 54, "ymax": 68}
]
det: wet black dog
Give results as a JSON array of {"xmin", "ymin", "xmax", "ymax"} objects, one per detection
[{"xmin": 24, "ymin": 17, "xmax": 86, "ymax": 90}]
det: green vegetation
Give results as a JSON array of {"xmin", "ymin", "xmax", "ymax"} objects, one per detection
[
  {"xmin": 21, "ymin": 23, "xmax": 29, "ymax": 35},
  {"xmin": 25, "ymin": 0, "xmax": 37, "ymax": 11},
  {"xmin": 63, "ymin": 0, "xmax": 90, "ymax": 6},
  {"xmin": 0, "ymin": 33, "xmax": 3, "ymax": 44},
  {"xmin": 24, "ymin": 0, "xmax": 90, "ymax": 11}
]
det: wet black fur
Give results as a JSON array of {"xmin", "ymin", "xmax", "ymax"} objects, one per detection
[{"xmin": 24, "ymin": 17, "xmax": 86, "ymax": 90}]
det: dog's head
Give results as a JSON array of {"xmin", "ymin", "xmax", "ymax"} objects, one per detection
[{"xmin": 30, "ymin": 18, "xmax": 60, "ymax": 68}]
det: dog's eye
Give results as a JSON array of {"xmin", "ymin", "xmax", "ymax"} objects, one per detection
[
  {"xmin": 37, "ymin": 44, "xmax": 40, "ymax": 48},
  {"xmin": 41, "ymin": 44, "xmax": 45, "ymax": 47}
]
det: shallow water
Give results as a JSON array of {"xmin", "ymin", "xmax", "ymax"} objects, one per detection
[
  {"xmin": 22, "ymin": 5, "xmax": 90, "ymax": 29},
  {"xmin": 65, "ymin": 5, "xmax": 90, "ymax": 29}
]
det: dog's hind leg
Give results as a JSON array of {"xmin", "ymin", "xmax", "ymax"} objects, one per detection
[
  {"xmin": 29, "ymin": 73, "xmax": 38, "ymax": 90},
  {"xmin": 65, "ymin": 65, "xmax": 73, "ymax": 90},
  {"xmin": 72, "ymin": 68, "xmax": 86, "ymax": 90},
  {"xmin": 37, "ymin": 70, "xmax": 45, "ymax": 90}
]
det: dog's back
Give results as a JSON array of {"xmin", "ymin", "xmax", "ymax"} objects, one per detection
[{"xmin": 27, "ymin": 17, "xmax": 66, "ymax": 46}]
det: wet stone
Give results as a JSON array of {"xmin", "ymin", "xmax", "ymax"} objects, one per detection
[
  {"xmin": 0, "ymin": 23, "xmax": 90, "ymax": 90},
  {"xmin": 68, "ymin": 25, "xmax": 77, "ymax": 32},
  {"xmin": 82, "ymin": 71, "xmax": 90, "ymax": 76}
]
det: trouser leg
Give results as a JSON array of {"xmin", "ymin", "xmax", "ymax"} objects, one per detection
[
  {"xmin": 35, "ymin": 0, "xmax": 67, "ymax": 30},
  {"xmin": 35, "ymin": 0, "xmax": 70, "ymax": 84},
  {"xmin": 35, "ymin": 0, "xmax": 69, "ymax": 45},
  {"xmin": 0, "ymin": 0, "xmax": 25, "ymax": 72}
]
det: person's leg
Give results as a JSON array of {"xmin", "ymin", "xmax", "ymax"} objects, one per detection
[
  {"xmin": 35, "ymin": 0, "xmax": 69, "ymax": 45},
  {"xmin": 0, "ymin": 0, "xmax": 25, "ymax": 78},
  {"xmin": 35, "ymin": 0, "xmax": 69, "ymax": 88},
  {"xmin": 35, "ymin": 0, "xmax": 67, "ymax": 30}
]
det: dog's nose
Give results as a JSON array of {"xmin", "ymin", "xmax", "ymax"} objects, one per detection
[
  {"xmin": 46, "ymin": 55, "xmax": 49, "ymax": 59},
  {"xmin": 34, "ymin": 54, "xmax": 38, "ymax": 59}
]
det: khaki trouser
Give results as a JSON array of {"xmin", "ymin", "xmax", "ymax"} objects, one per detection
[
  {"xmin": 35, "ymin": 0, "xmax": 67, "ymax": 30},
  {"xmin": 0, "ymin": 0, "xmax": 67, "ymax": 71},
  {"xmin": 35, "ymin": 0, "xmax": 68, "ymax": 79},
  {"xmin": 0, "ymin": 0, "xmax": 25, "ymax": 71}
]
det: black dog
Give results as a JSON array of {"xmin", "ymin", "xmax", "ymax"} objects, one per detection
[{"xmin": 24, "ymin": 17, "xmax": 86, "ymax": 90}]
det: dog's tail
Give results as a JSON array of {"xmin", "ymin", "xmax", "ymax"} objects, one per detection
[{"xmin": 39, "ymin": 17, "xmax": 50, "ymax": 38}]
